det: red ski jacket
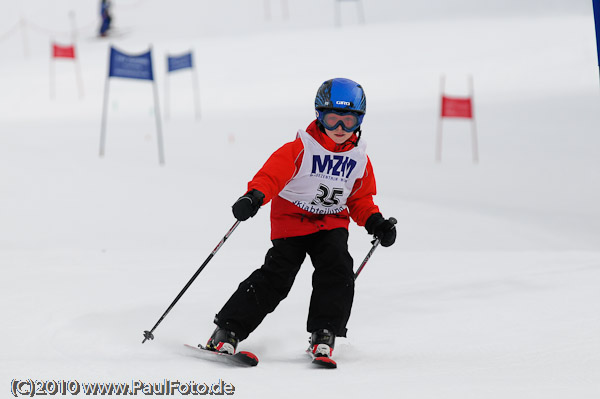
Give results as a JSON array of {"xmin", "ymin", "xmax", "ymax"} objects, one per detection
[{"xmin": 247, "ymin": 120, "xmax": 380, "ymax": 240}]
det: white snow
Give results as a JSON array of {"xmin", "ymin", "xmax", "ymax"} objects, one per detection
[{"xmin": 1, "ymin": 1, "xmax": 599, "ymax": 398}]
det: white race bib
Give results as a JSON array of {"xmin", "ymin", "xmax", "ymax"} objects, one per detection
[{"xmin": 278, "ymin": 130, "xmax": 368, "ymax": 214}]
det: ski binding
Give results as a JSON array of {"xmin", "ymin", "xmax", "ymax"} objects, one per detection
[{"xmin": 306, "ymin": 349, "xmax": 337, "ymax": 369}]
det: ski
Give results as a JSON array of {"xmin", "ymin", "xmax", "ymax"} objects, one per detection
[
  {"xmin": 184, "ymin": 344, "xmax": 259, "ymax": 367},
  {"xmin": 87, "ymin": 28, "xmax": 133, "ymax": 42},
  {"xmin": 306, "ymin": 349, "xmax": 337, "ymax": 369}
]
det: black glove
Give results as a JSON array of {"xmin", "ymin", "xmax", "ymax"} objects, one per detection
[
  {"xmin": 232, "ymin": 189, "xmax": 265, "ymax": 221},
  {"xmin": 365, "ymin": 213, "xmax": 397, "ymax": 247}
]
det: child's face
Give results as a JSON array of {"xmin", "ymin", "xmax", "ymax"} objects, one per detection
[{"xmin": 325, "ymin": 125, "xmax": 353, "ymax": 144}]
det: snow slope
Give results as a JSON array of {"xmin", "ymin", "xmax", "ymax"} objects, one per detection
[{"xmin": 1, "ymin": 1, "xmax": 599, "ymax": 398}]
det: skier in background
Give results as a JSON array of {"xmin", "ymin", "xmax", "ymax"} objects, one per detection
[
  {"xmin": 204, "ymin": 78, "xmax": 397, "ymax": 360},
  {"xmin": 99, "ymin": 0, "xmax": 112, "ymax": 37}
]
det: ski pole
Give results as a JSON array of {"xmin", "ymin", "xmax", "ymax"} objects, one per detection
[
  {"xmin": 142, "ymin": 220, "xmax": 241, "ymax": 343},
  {"xmin": 354, "ymin": 217, "xmax": 397, "ymax": 280}
]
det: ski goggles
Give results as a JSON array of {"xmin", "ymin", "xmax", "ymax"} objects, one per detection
[{"xmin": 317, "ymin": 110, "xmax": 364, "ymax": 132}]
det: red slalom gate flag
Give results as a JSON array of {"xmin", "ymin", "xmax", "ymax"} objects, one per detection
[
  {"xmin": 441, "ymin": 96, "xmax": 472, "ymax": 118},
  {"xmin": 53, "ymin": 44, "xmax": 75, "ymax": 59}
]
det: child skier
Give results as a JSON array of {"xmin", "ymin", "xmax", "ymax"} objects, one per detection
[{"xmin": 206, "ymin": 78, "xmax": 397, "ymax": 359}]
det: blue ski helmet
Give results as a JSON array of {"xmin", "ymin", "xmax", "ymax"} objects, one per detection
[{"xmin": 315, "ymin": 78, "xmax": 366, "ymax": 131}]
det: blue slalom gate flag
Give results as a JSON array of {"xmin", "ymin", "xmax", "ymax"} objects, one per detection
[
  {"xmin": 109, "ymin": 47, "xmax": 154, "ymax": 81},
  {"xmin": 594, "ymin": 0, "xmax": 600, "ymax": 66},
  {"xmin": 101, "ymin": 46, "xmax": 165, "ymax": 165},
  {"xmin": 167, "ymin": 53, "xmax": 193, "ymax": 72}
]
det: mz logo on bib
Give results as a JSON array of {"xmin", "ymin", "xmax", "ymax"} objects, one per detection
[{"xmin": 311, "ymin": 155, "xmax": 357, "ymax": 181}]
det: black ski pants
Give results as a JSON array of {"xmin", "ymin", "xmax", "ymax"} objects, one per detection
[{"xmin": 213, "ymin": 228, "xmax": 355, "ymax": 340}]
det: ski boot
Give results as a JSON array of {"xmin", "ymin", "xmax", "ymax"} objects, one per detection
[
  {"xmin": 206, "ymin": 327, "xmax": 239, "ymax": 355},
  {"xmin": 309, "ymin": 328, "xmax": 335, "ymax": 358}
]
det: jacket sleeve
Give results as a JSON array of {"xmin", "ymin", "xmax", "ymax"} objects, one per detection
[
  {"xmin": 346, "ymin": 156, "xmax": 380, "ymax": 226},
  {"xmin": 246, "ymin": 138, "xmax": 304, "ymax": 204}
]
